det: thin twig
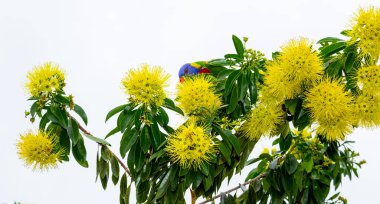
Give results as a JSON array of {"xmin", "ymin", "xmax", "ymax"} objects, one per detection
[
  {"xmin": 199, "ymin": 173, "xmax": 267, "ymax": 204},
  {"xmin": 67, "ymin": 111, "xmax": 132, "ymax": 177}
]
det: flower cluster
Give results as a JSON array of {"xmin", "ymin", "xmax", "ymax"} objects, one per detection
[
  {"xmin": 348, "ymin": 6, "xmax": 380, "ymax": 59},
  {"xmin": 17, "ymin": 130, "xmax": 63, "ymax": 171},
  {"xmin": 356, "ymin": 65, "xmax": 380, "ymax": 95},
  {"xmin": 353, "ymin": 94, "xmax": 380, "ymax": 127},
  {"xmin": 263, "ymin": 38, "xmax": 324, "ymax": 103},
  {"xmin": 241, "ymin": 103, "xmax": 285, "ymax": 141},
  {"xmin": 166, "ymin": 121, "xmax": 217, "ymax": 169},
  {"xmin": 25, "ymin": 62, "xmax": 65, "ymax": 97},
  {"xmin": 304, "ymin": 79, "xmax": 354, "ymax": 141},
  {"xmin": 122, "ymin": 64, "xmax": 170, "ymax": 107},
  {"xmin": 176, "ymin": 75, "xmax": 221, "ymax": 116}
]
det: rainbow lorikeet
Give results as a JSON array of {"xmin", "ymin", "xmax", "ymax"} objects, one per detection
[{"xmin": 178, "ymin": 61, "xmax": 211, "ymax": 82}]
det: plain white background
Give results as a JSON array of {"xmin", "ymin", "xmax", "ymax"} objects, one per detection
[{"xmin": 1, "ymin": 0, "xmax": 380, "ymax": 203}]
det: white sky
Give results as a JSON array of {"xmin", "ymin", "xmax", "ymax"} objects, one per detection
[{"xmin": 1, "ymin": 0, "xmax": 380, "ymax": 203}]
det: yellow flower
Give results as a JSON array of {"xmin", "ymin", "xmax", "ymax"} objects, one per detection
[
  {"xmin": 240, "ymin": 103, "xmax": 285, "ymax": 141},
  {"xmin": 316, "ymin": 119, "xmax": 352, "ymax": 142},
  {"xmin": 17, "ymin": 130, "xmax": 63, "ymax": 171},
  {"xmin": 293, "ymin": 128, "xmax": 312, "ymax": 139},
  {"xmin": 166, "ymin": 121, "xmax": 217, "ymax": 169},
  {"xmin": 122, "ymin": 64, "xmax": 170, "ymax": 107},
  {"xmin": 264, "ymin": 38, "xmax": 324, "ymax": 103},
  {"xmin": 304, "ymin": 79, "xmax": 354, "ymax": 141},
  {"xmin": 348, "ymin": 7, "xmax": 380, "ymax": 59},
  {"xmin": 176, "ymin": 75, "xmax": 221, "ymax": 116},
  {"xmin": 354, "ymin": 94, "xmax": 380, "ymax": 127},
  {"xmin": 356, "ymin": 65, "xmax": 380, "ymax": 95},
  {"xmin": 261, "ymin": 148, "xmax": 269, "ymax": 154},
  {"xmin": 26, "ymin": 62, "xmax": 65, "ymax": 97}
]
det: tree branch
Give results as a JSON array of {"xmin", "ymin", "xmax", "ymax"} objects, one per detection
[
  {"xmin": 199, "ymin": 173, "xmax": 267, "ymax": 204},
  {"xmin": 68, "ymin": 112, "xmax": 132, "ymax": 177}
]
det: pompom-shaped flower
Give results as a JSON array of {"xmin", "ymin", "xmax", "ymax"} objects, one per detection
[
  {"xmin": 166, "ymin": 121, "xmax": 217, "ymax": 169},
  {"xmin": 26, "ymin": 62, "xmax": 65, "ymax": 97},
  {"xmin": 348, "ymin": 7, "xmax": 380, "ymax": 59},
  {"xmin": 264, "ymin": 38, "xmax": 324, "ymax": 102},
  {"xmin": 122, "ymin": 64, "xmax": 170, "ymax": 107},
  {"xmin": 354, "ymin": 94, "xmax": 380, "ymax": 127},
  {"xmin": 240, "ymin": 103, "xmax": 285, "ymax": 141},
  {"xmin": 176, "ymin": 75, "xmax": 221, "ymax": 116},
  {"xmin": 17, "ymin": 130, "xmax": 63, "ymax": 171},
  {"xmin": 304, "ymin": 79, "xmax": 354, "ymax": 141},
  {"xmin": 357, "ymin": 65, "xmax": 380, "ymax": 95}
]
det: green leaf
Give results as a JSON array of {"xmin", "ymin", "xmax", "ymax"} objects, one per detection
[
  {"xmin": 39, "ymin": 113, "xmax": 50, "ymax": 130},
  {"xmin": 120, "ymin": 173, "xmax": 127, "ymax": 197},
  {"xmin": 225, "ymin": 53, "xmax": 241, "ymax": 60},
  {"xmin": 106, "ymin": 104, "xmax": 128, "ymax": 122},
  {"xmin": 317, "ymin": 37, "xmax": 344, "ymax": 44},
  {"xmin": 136, "ymin": 181, "xmax": 150, "ymax": 203},
  {"xmin": 156, "ymin": 169, "xmax": 172, "ymax": 199},
  {"xmin": 54, "ymin": 95, "xmax": 70, "ymax": 106},
  {"xmin": 320, "ymin": 41, "xmax": 346, "ymax": 57},
  {"xmin": 224, "ymin": 70, "xmax": 241, "ymax": 95},
  {"xmin": 120, "ymin": 128, "xmax": 138, "ymax": 158},
  {"xmin": 72, "ymin": 135, "xmax": 88, "ymax": 168},
  {"xmin": 214, "ymin": 125, "xmax": 241, "ymax": 154},
  {"xmin": 148, "ymin": 115, "xmax": 165, "ymax": 150},
  {"xmin": 219, "ymin": 142, "xmax": 232, "ymax": 165},
  {"xmin": 303, "ymin": 158, "xmax": 314, "ymax": 173},
  {"xmin": 111, "ymin": 156, "xmax": 120, "ymax": 182},
  {"xmin": 82, "ymin": 132, "xmax": 111, "ymax": 146},
  {"xmin": 217, "ymin": 69, "xmax": 235, "ymax": 80},
  {"xmin": 67, "ymin": 118, "xmax": 80, "ymax": 145},
  {"xmin": 248, "ymin": 184, "xmax": 257, "ymax": 204},
  {"xmin": 105, "ymin": 126, "xmax": 120, "ymax": 139},
  {"xmin": 127, "ymin": 143, "xmax": 136, "ymax": 176},
  {"xmin": 247, "ymin": 72, "xmax": 257, "ymax": 105},
  {"xmin": 140, "ymin": 126, "xmax": 151, "ymax": 153},
  {"xmin": 58, "ymin": 129, "xmax": 71, "ymax": 158},
  {"xmin": 30, "ymin": 101, "xmax": 38, "ymax": 117},
  {"xmin": 227, "ymin": 86, "xmax": 239, "ymax": 114},
  {"xmin": 163, "ymin": 98, "xmax": 184, "ymax": 115},
  {"xmin": 134, "ymin": 141, "xmax": 145, "ymax": 172},
  {"xmin": 157, "ymin": 107, "xmax": 169, "ymax": 126},
  {"xmin": 50, "ymin": 105, "xmax": 68, "ymax": 128},
  {"xmin": 74, "ymin": 104, "xmax": 88, "ymax": 125},
  {"xmin": 285, "ymin": 155, "xmax": 298, "ymax": 175},
  {"xmin": 199, "ymin": 163, "xmax": 210, "ymax": 176},
  {"xmin": 232, "ymin": 35, "xmax": 244, "ymax": 58}
]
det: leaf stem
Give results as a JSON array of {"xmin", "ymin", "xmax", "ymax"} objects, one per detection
[{"xmin": 67, "ymin": 111, "xmax": 132, "ymax": 177}]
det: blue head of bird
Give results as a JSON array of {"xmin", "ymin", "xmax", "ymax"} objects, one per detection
[{"xmin": 178, "ymin": 63, "xmax": 200, "ymax": 78}]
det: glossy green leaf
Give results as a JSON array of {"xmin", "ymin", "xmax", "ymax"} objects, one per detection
[
  {"xmin": 120, "ymin": 128, "xmax": 138, "ymax": 158},
  {"xmin": 320, "ymin": 41, "xmax": 346, "ymax": 57},
  {"xmin": 67, "ymin": 118, "xmax": 80, "ymax": 145},
  {"xmin": 156, "ymin": 169, "xmax": 172, "ymax": 199},
  {"xmin": 106, "ymin": 104, "xmax": 128, "ymax": 122},
  {"xmin": 105, "ymin": 126, "xmax": 120, "ymax": 139},
  {"xmin": 232, "ymin": 35, "xmax": 244, "ymax": 58},
  {"xmin": 285, "ymin": 155, "xmax": 298, "ymax": 175},
  {"xmin": 50, "ymin": 105, "xmax": 68, "ymax": 128},
  {"xmin": 140, "ymin": 126, "xmax": 151, "ymax": 153},
  {"xmin": 163, "ymin": 98, "xmax": 184, "ymax": 115},
  {"xmin": 72, "ymin": 135, "xmax": 88, "ymax": 168},
  {"xmin": 224, "ymin": 70, "xmax": 241, "ymax": 95},
  {"xmin": 219, "ymin": 142, "xmax": 232, "ymax": 165},
  {"xmin": 82, "ymin": 132, "xmax": 111, "ymax": 146},
  {"xmin": 227, "ymin": 86, "xmax": 239, "ymax": 114},
  {"xmin": 214, "ymin": 125, "xmax": 241, "ymax": 154},
  {"xmin": 74, "ymin": 104, "xmax": 88, "ymax": 125}
]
